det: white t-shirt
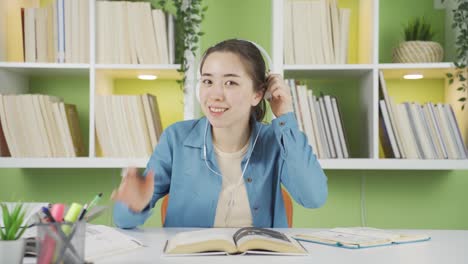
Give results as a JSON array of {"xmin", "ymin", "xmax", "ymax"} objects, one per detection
[{"xmin": 213, "ymin": 142, "xmax": 253, "ymax": 227}]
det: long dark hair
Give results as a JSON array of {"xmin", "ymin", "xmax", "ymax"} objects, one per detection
[{"xmin": 199, "ymin": 39, "xmax": 267, "ymax": 122}]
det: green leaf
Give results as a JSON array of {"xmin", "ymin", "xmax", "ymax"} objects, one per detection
[
  {"xmin": 403, "ymin": 17, "xmax": 435, "ymax": 41},
  {"xmin": 1, "ymin": 203, "xmax": 27, "ymax": 240},
  {"xmin": 457, "ymin": 87, "xmax": 464, "ymax": 91},
  {"xmin": 1, "ymin": 204, "xmax": 11, "ymax": 231},
  {"xmin": 15, "ymin": 225, "xmax": 28, "ymax": 240},
  {"xmin": 446, "ymin": 73, "xmax": 453, "ymax": 78},
  {"xmin": 6, "ymin": 211, "xmax": 24, "ymax": 240},
  {"xmin": 449, "ymin": 79, "xmax": 454, "ymax": 85},
  {"xmin": 10, "ymin": 204, "xmax": 22, "ymax": 223},
  {"xmin": 459, "ymin": 97, "xmax": 467, "ymax": 102}
]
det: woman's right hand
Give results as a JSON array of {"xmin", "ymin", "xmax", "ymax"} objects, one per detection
[{"xmin": 111, "ymin": 167, "xmax": 155, "ymax": 212}]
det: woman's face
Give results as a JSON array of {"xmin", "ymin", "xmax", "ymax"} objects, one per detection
[{"xmin": 199, "ymin": 51, "xmax": 262, "ymax": 129}]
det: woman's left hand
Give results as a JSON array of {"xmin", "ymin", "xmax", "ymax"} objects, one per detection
[{"xmin": 265, "ymin": 74, "xmax": 294, "ymax": 117}]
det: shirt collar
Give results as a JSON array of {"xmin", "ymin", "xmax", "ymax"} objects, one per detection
[{"xmin": 183, "ymin": 116, "xmax": 263, "ymax": 162}]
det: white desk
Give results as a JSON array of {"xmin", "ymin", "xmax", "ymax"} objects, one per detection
[{"xmin": 93, "ymin": 228, "xmax": 468, "ymax": 264}]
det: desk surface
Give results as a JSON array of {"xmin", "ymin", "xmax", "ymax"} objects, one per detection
[{"xmin": 93, "ymin": 228, "xmax": 468, "ymax": 264}]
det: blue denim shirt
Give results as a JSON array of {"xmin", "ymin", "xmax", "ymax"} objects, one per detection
[{"xmin": 113, "ymin": 112, "xmax": 328, "ymax": 228}]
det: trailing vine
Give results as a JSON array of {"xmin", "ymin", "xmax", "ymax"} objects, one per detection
[
  {"xmin": 158, "ymin": 0, "xmax": 207, "ymax": 90},
  {"xmin": 444, "ymin": 0, "xmax": 467, "ymax": 110}
]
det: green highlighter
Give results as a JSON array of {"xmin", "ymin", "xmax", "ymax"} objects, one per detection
[{"xmin": 62, "ymin": 203, "xmax": 83, "ymax": 235}]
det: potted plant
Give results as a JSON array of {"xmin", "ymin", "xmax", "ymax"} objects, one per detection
[
  {"xmin": 392, "ymin": 17, "xmax": 444, "ymax": 63},
  {"xmin": 0, "ymin": 203, "xmax": 28, "ymax": 264}
]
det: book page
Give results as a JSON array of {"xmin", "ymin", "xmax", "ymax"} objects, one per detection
[
  {"xmin": 334, "ymin": 227, "xmax": 430, "ymax": 243},
  {"xmin": 295, "ymin": 227, "xmax": 430, "ymax": 248},
  {"xmin": 84, "ymin": 225, "xmax": 144, "ymax": 261},
  {"xmin": 333, "ymin": 227, "xmax": 430, "ymax": 243},
  {"xmin": 295, "ymin": 230, "xmax": 392, "ymax": 248},
  {"xmin": 234, "ymin": 227, "xmax": 291, "ymax": 244},
  {"xmin": 333, "ymin": 227, "xmax": 399, "ymax": 239},
  {"xmin": 234, "ymin": 227, "xmax": 306, "ymax": 254},
  {"xmin": 165, "ymin": 229, "xmax": 237, "ymax": 254}
]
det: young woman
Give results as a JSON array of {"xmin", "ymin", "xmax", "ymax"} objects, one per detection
[{"xmin": 112, "ymin": 39, "xmax": 328, "ymax": 228}]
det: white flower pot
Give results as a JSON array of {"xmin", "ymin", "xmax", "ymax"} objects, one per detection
[{"xmin": 0, "ymin": 239, "xmax": 25, "ymax": 264}]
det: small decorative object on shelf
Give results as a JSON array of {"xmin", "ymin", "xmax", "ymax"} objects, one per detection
[
  {"xmin": 444, "ymin": 0, "xmax": 467, "ymax": 111},
  {"xmin": 0, "ymin": 203, "xmax": 27, "ymax": 264},
  {"xmin": 392, "ymin": 17, "xmax": 443, "ymax": 63}
]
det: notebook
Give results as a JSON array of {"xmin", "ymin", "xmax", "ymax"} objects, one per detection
[{"xmin": 293, "ymin": 227, "xmax": 430, "ymax": 249}]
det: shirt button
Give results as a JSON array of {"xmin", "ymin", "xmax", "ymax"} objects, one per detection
[
  {"xmin": 246, "ymin": 177, "xmax": 252, "ymax": 183},
  {"xmin": 254, "ymin": 207, "xmax": 259, "ymax": 211},
  {"xmin": 279, "ymin": 121, "xmax": 285, "ymax": 126}
]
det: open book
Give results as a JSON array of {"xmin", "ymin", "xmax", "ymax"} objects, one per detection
[
  {"xmin": 164, "ymin": 227, "xmax": 307, "ymax": 256},
  {"xmin": 293, "ymin": 227, "xmax": 430, "ymax": 249}
]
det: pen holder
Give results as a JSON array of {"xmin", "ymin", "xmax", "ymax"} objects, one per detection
[{"xmin": 36, "ymin": 221, "xmax": 86, "ymax": 264}]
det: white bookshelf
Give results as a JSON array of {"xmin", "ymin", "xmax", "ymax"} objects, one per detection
[
  {"xmin": 271, "ymin": 0, "xmax": 468, "ymax": 170},
  {"xmin": 0, "ymin": 0, "xmax": 188, "ymax": 168},
  {"xmin": 0, "ymin": 158, "xmax": 148, "ymax": 168},
  {"xmin": 0, "ymin": 0, "xmax": 466, "ymax": 170},
  {"xmin": 0, "ymin": 62, "xmax": 90, "ymax": 69},
  {"xmin": 379, "ymin": 63, "xmax": 454, "ymax": 70},
  {"xmin": 94, "ymin": 64, "xmax": 180, "ymax": 70},
  {"xmin": 0, "ymin": 62, "xmax": 90, "ymax": 76},
  {"xmin": 319, "ymin": 159, "xmax": 468, "ymax": 170},
  {"xmin": 2, "ymin": 157, "xmax": 468, "ymax": 170}
]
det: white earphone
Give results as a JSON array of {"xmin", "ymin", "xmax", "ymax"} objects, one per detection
[
  {"xmin": 195, "ymin": 39, "xmax": 274, "ymax": 103},
  {"xmin": 203, "ymin": 118, "xmax": 262, "ymax": 226}
]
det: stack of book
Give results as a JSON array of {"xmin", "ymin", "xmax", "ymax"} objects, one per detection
[
  {"xmin": 95, "ymin": 94, "xmax": 163, "ymax": 158},
  {"xmin": 96, "ymin": 1, "xmax": 170, "ymax": 64},
  {"xmin": 287, "ymin": 79, "xmax": 349, "ymax": 159},
  {"xmin": 0, "ymin": 94, "xmax": 85, "ymax": 157},
  {"xmin": 0, "ymin": 0, "xmax": 171, "ymax": 64},
  {"xmin": 284, "ymin": 0, "xmax": 351, "ymax": 64},
  {"xmin": 379, "ymin": 71, "xmax": 468, "ymax": 159},
  {"xmin": 21, "ymin": 0, "xmax": 89, "ymax": 63}
]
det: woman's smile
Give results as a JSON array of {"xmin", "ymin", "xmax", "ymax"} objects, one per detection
[{"xmin": 209, "ymin": 105, "xmax": 229, "ymax": 117}]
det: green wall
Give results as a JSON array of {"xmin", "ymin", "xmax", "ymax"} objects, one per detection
[
  {"xmin": 200, "ymin": 0, "xmax": 272, "ymax": 55},
  {"xmin": 1, "ymin": 0, "xmax": 467, "ymax": 230},
  {"xmin": 379, "ymin": 0, "xmax": 446, "ymax": 63}
]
